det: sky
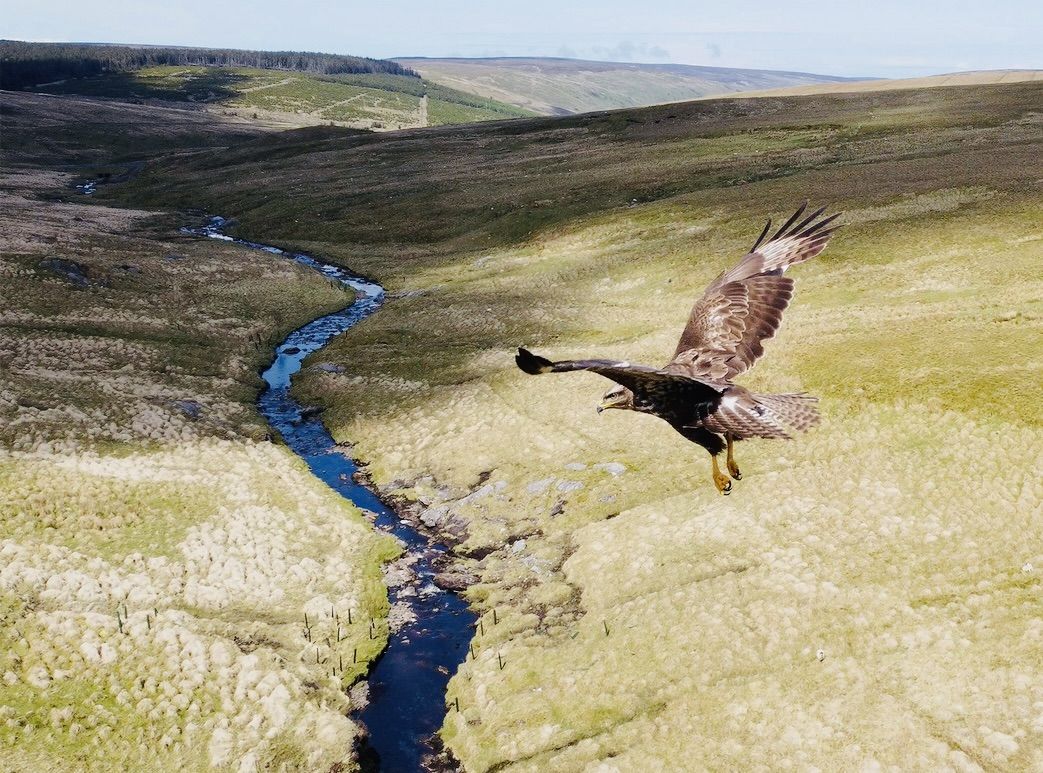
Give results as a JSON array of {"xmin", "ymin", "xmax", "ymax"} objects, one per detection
[{"xmin": 2, "ymin": 0, "xmax": 1040, "ymax": 78}]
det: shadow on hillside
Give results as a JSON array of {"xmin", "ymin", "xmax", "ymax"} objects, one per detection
[{"xmin": 38, "ymin": 69, "xmax": 250, "ymax": 104}]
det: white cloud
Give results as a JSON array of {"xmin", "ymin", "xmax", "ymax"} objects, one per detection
[{"xmin": 590, "ymin": 40, "xmax": 672, "ymax": 62}]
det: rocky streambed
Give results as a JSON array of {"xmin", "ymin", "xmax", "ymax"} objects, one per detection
[{"xmin": 186, "ymin": 217, "xmax": 476, "ymax": 771}]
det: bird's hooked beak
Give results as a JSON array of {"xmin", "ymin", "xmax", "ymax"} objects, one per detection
[{"xmin": 597, "ymin": 393, "xmax": 628, "ymax": 413}]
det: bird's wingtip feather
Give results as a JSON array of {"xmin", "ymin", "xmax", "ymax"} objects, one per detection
[{"xmin": 516, "ymin": 347, "xmax": 554, "ymax": 375}]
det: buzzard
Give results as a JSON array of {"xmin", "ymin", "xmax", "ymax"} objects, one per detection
[{"xmin": 516, "ymin": 203, "xmax": 839, "ymax": 494}]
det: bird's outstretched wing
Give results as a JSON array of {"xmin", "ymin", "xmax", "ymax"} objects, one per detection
[
  {"xmin": 516, "ymin": 347, "xmax": 722, "ymax": 404},
  {"xmin": 671, "ymin": 202, "xmax": 840, "ymax": 381}
]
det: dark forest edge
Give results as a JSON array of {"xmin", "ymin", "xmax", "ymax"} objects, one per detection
[{"xmin": 0, "ymin": 39, "xmax": 418, "ymax": 90}]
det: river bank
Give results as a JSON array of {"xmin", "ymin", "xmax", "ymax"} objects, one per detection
[
  {"xmin": 0, "ymin": 174, "xmax": 397, "ymax": 771},
  {"xmin": 186, "ymin": 217, "xmax": 478, "ymax": 771},
  {"xmin": 94, "ymin": 79, "xmax": 1043, "ymax": 771}
]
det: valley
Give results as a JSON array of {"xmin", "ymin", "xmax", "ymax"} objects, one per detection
[{"xmin": 2, "ymin": 55, "xmax": 1042, "ymax": 771}]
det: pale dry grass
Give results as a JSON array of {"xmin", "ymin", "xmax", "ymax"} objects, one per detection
[
  {"xmin": 1, "ymin": 440, "xmax": 396, "ymax": 771},
  {"xmin": 442, "ymin": 406, "xmax": 1043, "ymax": 771},
  {"xmin": 298, "ymin": 180, "xmax": 1042, "ymax": 771},
  {"xmin": 0, "ymin": 174, "xmax": 397, "ymax": 771},
  {"xmin": 38, "ymin": 79, "xmax": 1041, "ymax": 771}
]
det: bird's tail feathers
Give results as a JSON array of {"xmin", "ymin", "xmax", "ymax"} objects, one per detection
[
  {"xmin": 751, "ymin": 392, "xmax": 820, "ymax": 433},
  {"xmin": 516, "ymin": 347, "xmax": 554, "ymax": 375}
]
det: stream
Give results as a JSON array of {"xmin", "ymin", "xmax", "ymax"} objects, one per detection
[{"xmin": 186, "ymin": 217, "xmax": 475, "ymax": 772}]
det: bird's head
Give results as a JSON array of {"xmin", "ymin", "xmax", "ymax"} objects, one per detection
[{"xmin": 598, "ymin": 385, "xmax": 635, "ymax": 413}]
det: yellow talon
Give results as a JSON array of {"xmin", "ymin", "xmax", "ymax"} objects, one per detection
[
  {"xmin": 726, "ymin": 435, "xmax": 742, "ymax": 480},
  {"xmin": 712, "ymin": 455, "xmax": 732, "ymax": 495}
]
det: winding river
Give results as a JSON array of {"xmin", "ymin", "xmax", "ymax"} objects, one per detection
[{"xmin": 187, "ymin": 217, "xmax": 475, "ymax": 772}]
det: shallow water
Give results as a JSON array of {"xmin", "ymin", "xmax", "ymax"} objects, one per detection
[{"xmin": 186, "ymin": 217, "xmax": 475, "ymax": 772}]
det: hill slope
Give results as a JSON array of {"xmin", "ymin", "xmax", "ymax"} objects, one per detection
[
  {"xmin": 117, "ymin": 80, "xmax": 1043, "ymax": 770},
  {"xmin": 0, "ymin": 93, "xmax": 400, "ymax": 771},
  {"xmin": 0, "ymin": 89, "xmax": 280, "ymax": 166},
  {"xmin": 724, "ymin": 68, "xmax": 1043, "ymax": 98},
  {"xmin": 2, "ymin": 41, "xmax": 534, "ymax": 130},
  {"xmin": 27, "ymin": 65, "xmax": 533, "ymax": 130},
  {"xmin": 393, "ymin": 56, "xmax": 856, "ymax": 114}
]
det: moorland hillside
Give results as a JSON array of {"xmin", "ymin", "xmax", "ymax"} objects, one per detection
[
  {"xmin": 112, "ymin": 80, "xmax": 1043, "ymax": 770},
  {"xmin": 395, "ymin": 56, "xmax": 855, "ymax": 114}
]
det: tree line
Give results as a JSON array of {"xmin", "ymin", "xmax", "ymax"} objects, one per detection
[{"xmin": 0, "ymin": 40, "xmax": 418, "ymax": 90}]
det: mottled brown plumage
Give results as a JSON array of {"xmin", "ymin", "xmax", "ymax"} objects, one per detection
[{"xmin": 516, "ymin": 202, "xmax": 840, "ymax": 494}]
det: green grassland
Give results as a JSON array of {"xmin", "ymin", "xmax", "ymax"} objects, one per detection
[
  {"xmin": 33, "ymin": 65, "xmax": 534, "ymax": 130},
  {"xmin": 0, "ymin": 101, "xmax": 400, "ymax": 770},
  {"xmin": 111, "ymin": 81, "xmax": 1043, "ymax": 770}
]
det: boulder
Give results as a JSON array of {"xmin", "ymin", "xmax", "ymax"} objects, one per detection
[
  {"xmin": 432, "ymin": 571, "xmax": 478, "ymax": 592},
  {"xmin": 39, "ymin": 257, "xmax": 91, "ymax": 287}
]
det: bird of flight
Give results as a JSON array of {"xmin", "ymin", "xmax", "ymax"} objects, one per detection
[{"xmin": 516, "ymin": 202, "xmax": 840, "ymax": 494}]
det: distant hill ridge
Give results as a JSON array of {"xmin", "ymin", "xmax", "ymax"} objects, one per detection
[
  {"xmin": 394, "ymin": 56, "xmax": 859, "ymax": 114},
  {"xmin": 400, "ymin": 55, "xmax": 858, "ymax": 78},
  {"xmin": 0, "ymin": 40, "xmax": 416, "ymax": 91},
  {"xmin": 704, "ymin": 68, "xmax": 1043, "ymax": 98},
  {"xmin": 3, "ymin": 43, "xmax": 534, "ymax": 133}
]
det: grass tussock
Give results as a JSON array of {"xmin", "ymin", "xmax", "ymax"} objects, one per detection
[
  {"xmin": 256, "ymin": 85, "xmax": 1041, "ymax": 770},
  {"xmin": 0, "ymin": 172, "xmax": 398, "ymax": 771},
  {"xmin": 6, "ymin": 81, "xmax": 1042, "ymax": 770}
]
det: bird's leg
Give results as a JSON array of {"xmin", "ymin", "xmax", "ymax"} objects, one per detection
[
  {"xmin": 726, "ymin": 435, "xmax": 742, "ymax": 480},
  {"xmin": 711, "ymin": 454, "xmax": 732, "ymax": 495}
]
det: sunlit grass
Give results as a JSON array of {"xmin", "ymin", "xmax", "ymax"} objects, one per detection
[
  {"xmin": 34, "ymin": 65, "xmax": 532, "ymax": 130},
  {"xmin": 10, "ymin": 80, "xmax": 1041, "ymax": 771},
  {"xmin": 271, "ymin": 85, "xmax": 1042, "ymax": 770},
  {"xmin": 0, "ymin": 175, "xmax": 398, "ymax": 771}
]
